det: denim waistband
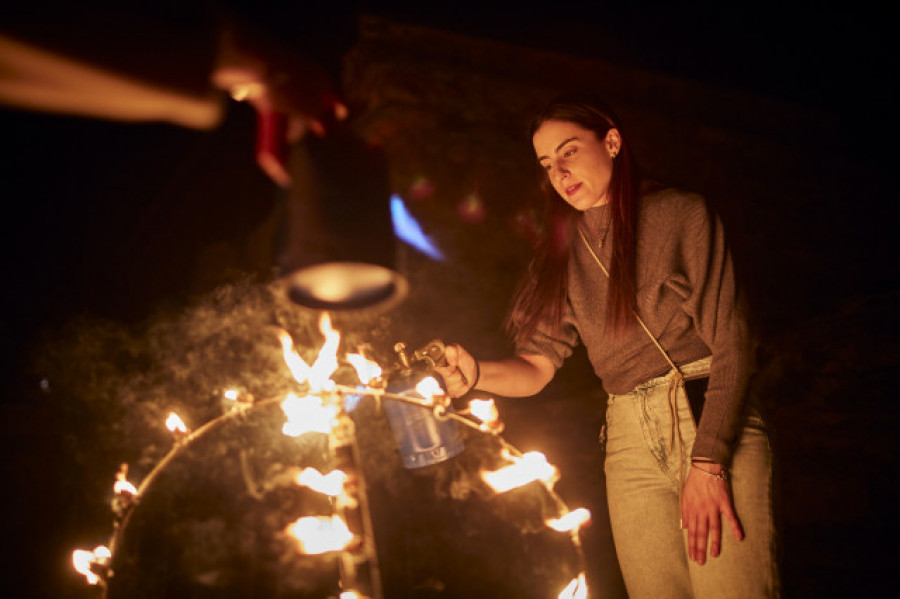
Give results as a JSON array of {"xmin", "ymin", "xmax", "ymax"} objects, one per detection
[{"xmin": 627, "ymin": 356, "xmax": 712, "ymax": 394}]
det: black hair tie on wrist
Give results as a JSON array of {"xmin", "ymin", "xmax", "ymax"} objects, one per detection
[{"xmin": 470, "ymin": 359, "xmax": 481, "ymax": 391}]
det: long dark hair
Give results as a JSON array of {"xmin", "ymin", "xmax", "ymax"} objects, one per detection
[{"xmin": 507, "ymin": 92, "xmax": 643, "ymax": 346}]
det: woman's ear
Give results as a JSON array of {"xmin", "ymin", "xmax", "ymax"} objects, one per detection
[{"xmin": 605, "ymin": 128, "xmax": 622, "ymax": 157}]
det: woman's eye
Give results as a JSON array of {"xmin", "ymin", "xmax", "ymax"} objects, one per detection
[
  {"xmin": 563, "ymin": 147, "xmax": 576, "ymax": 158},
  {"xmin": 542, "ymin": 163, "xmax": 552, "ymax": 172}
]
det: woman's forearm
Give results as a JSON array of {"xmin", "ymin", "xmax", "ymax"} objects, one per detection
[
  {"xmin": 436, "ymin": 344, "xmax": 556, "ymax": 398},
  {"xmin": 476, "ymin": 354, "xmax": 556, "ymax": 397}
]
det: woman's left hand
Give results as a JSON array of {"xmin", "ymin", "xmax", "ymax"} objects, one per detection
[{"xmin": 680, "ymin": 464, "xmax": 744, "ymax": 564}]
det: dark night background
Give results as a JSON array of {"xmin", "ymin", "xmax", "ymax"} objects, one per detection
[{"xmin": 1, "ymin": 2, "xmax": 897, "ymax": 598}]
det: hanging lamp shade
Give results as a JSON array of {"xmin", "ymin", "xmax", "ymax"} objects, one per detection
[{"xmin": 278, "ymin": 126, "xmax": 407, "ymax": 312}]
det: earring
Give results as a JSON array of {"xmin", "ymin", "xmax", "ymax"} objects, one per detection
[{"xmin": 610, "ymin": 150, "xmax": 618, "ymax": 159}]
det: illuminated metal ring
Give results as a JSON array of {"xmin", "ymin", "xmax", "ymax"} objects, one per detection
[
  {"xmin": 94, "ymin": 387, "xmax": 590, "ymax": 598},
  {"xmin": 106, "ymin": 397, "xmax": 281, "ymax": 557},
  {"xmin": 101, "ymin": 397, "xmax": 369, "ymax": 599}
]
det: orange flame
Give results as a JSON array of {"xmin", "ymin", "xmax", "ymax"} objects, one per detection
[
  {"xmin": 113, "ymin": 479, "xmax": 138, "ymax": 495},
  {"xmin": 280, "ymin": 314, "xmax": 340, "ymax": 393},
  {"xmin": 287, "ymin": 515, "xmax": 354, "ymax": 554},
  {"xmin": 281, "ymin": 393, "xmax": 339, "ymax": 437},
  {"xmin": 296, "ymin": 467, "xmax": 347, "ymax": 497},
  {"xmin": 547, "ymin": 508, "xmax": 592, "ymax": 532},
  {"xmin": 557, "ymin": 573, "xmax": 588, "ymax": 599},
  {"xmin": 308, "ymin": 313, "xmax": 340, "ymax": 392},
  {"xmin": 72, "ymin": 545, "xmax": 110, "ymax": 585},
  {"xmin": 482, "ymin": 451, "xmax": 558, "ymax": 493},
  {"xmin": 113, "ymin": 467, "xmax": 137, "ymax": 496},
  {"xmin": 165, "ymin": 411, "xmax": 187, "ymax": 434},
  {"xmin": 414, "ymin": 376, "xmax": 444, "ymax": 403},
  {"xmin": 280, "ymin": 332, "xmax": 311, "ymax": 384},
  {"xmin": 339, "ymin": 592, "xmax": 362, "ymax": 599},
  {"xmin": 469, "ymin": 398, "xmax": 499, "ymax": 425},
  {"xmin": 346, "ymin": 352, "xmax": 382, "ymax": 385}
]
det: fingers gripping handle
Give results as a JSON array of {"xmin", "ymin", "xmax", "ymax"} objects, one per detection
[{"xmin": 396, "ymin": 340, "xmax": 471, "ymax": 390}]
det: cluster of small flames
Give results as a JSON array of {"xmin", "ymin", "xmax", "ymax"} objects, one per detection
[{"xmin": 73, "ymin": 314, "xmax": 590, "ymax": 599}]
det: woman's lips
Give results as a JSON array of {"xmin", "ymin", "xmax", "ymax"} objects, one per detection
[{"xmin": 565, "ymin": 182, "xmax": 582, "ymax": 196}]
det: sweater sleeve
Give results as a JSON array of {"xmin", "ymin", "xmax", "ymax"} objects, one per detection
[
  {"xmin": 516, "ymin": 301, "xmax": 580, "ymax": 368},
  {"xmin": 680, "ymin": 198, "xmax": 754, "ymax": 464}
]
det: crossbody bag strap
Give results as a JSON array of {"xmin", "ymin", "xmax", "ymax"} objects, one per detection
[
  {"xmin": 578, "ymin": 227, "xmax": 693, "ymax": 479},
  {"xmin": 577, "ymin": 228, "xmax": 680, "ymax": 373}
]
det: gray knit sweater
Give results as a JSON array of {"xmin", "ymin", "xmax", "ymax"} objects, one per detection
[{"xmin": 518, "ymin": 187, "xmax": 753, "ymax": 464}]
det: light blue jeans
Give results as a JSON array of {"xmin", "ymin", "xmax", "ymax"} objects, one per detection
[{"xmin": 604, "ymin": 357, "xmax": 779, "ymax": 598}]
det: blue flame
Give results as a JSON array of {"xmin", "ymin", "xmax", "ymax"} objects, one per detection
[
  {"xmin": 390, "ymin": 194, "xmax": 444, "ymax": 260},
  {"xmin": 343, "ymin": 391, "xmax": 363, "ymax": 413}
]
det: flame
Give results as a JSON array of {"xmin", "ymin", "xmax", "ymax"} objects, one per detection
[
  {"xmin": 557, "ymin": 573, "xmax": 588, "ymax": 599},
  {"xmin": 223, "ymin": 389, "xmax": 239, "ymax": 401},
  {"xmin": 296, "ymin": 467, "xmax": 347, "ymax": 497},
  {"xmin": 72, "ymin": 545, "xmax": 110, "ymax": 585},
  {"xmin": 279, "ymin": 315, "xmax": 346, "ymax": 437},
  {"xmin": 113, "ymin": 467, "xmax": 137, "ymax": 496},
  {"xmin": 482, "ymin": 451, "xmax": 558, "ymax": 493},
  {"xmin": 468, "ymin": 398, "xmax": 499, "ymax": 426},
  {"xmin": 281, "ymin": 393, "xmax": 339, "ymax": 436},
  {"xmin": 280, "ymin": 315, "xmax": 341, "ymax": 393},
  {"xmin": 165, "ymin": 411, "xmax": 187, "ymax": 434},
  {"xmin": 347, "ymin": 352, "xmax": 382, "ymax": 385},
  {"xmin": 308, "ymin": 313, "xmax": 340, "ymax": 392},
  {"xmin": 414, "ymin": 376, "xmax": 444, "ymax": 403},
  {"xmin": 287, "ymin": 515, "xmax": 354, "ymax": 554},
  {"xmin": 339, "ymin": 592, "xmax": 362, "ymax": 599},
  {"xmin": 547, "ymin": 508, "xmax": 592, "ymax": 532},
  {"xmin": 113, "ymin": 478, "xmax": 137, "ymax": 495},
  {"xmin": 391, "ymin": 194, "xmax": 444, "ymax": 260},
  {"xmin": 280, "ymin": 332, "xmax": 311, "ymax": 384}
]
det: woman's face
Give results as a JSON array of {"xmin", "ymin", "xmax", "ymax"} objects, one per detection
[{"xmin": 533, "ymin": 119, "xmax": 621, "ymax": 211}]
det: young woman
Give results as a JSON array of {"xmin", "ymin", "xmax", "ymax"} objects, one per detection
[{"xmin": 435, "ymin": 92, "xmax": 779, "ymax": 598}]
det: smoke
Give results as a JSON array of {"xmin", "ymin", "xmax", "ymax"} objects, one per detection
[
  {"xmin": 31, "ymin": 276, "xmax": 387, "ymax": 479},
  {"xmin": 31, "ymin": 273, "xmax": 582, "ymax": 597}
]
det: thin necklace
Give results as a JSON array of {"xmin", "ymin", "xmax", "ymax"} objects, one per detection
[
  {"xmin": 596, "ymin": 210, "xmax": 611, "ymax": 250},
  {"xmin": 598, "ymin": 224, "xmax": 610, "ymax": 249}
]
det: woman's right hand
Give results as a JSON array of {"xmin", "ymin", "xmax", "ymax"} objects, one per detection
[{"xmin": 434, "ymin": 342, "xmax": 479, "ymax": 398}]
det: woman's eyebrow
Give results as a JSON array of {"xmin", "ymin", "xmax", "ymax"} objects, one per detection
[{"xmin": 537, "ymin": 136, "xmax": 579, "ymax": 161}]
